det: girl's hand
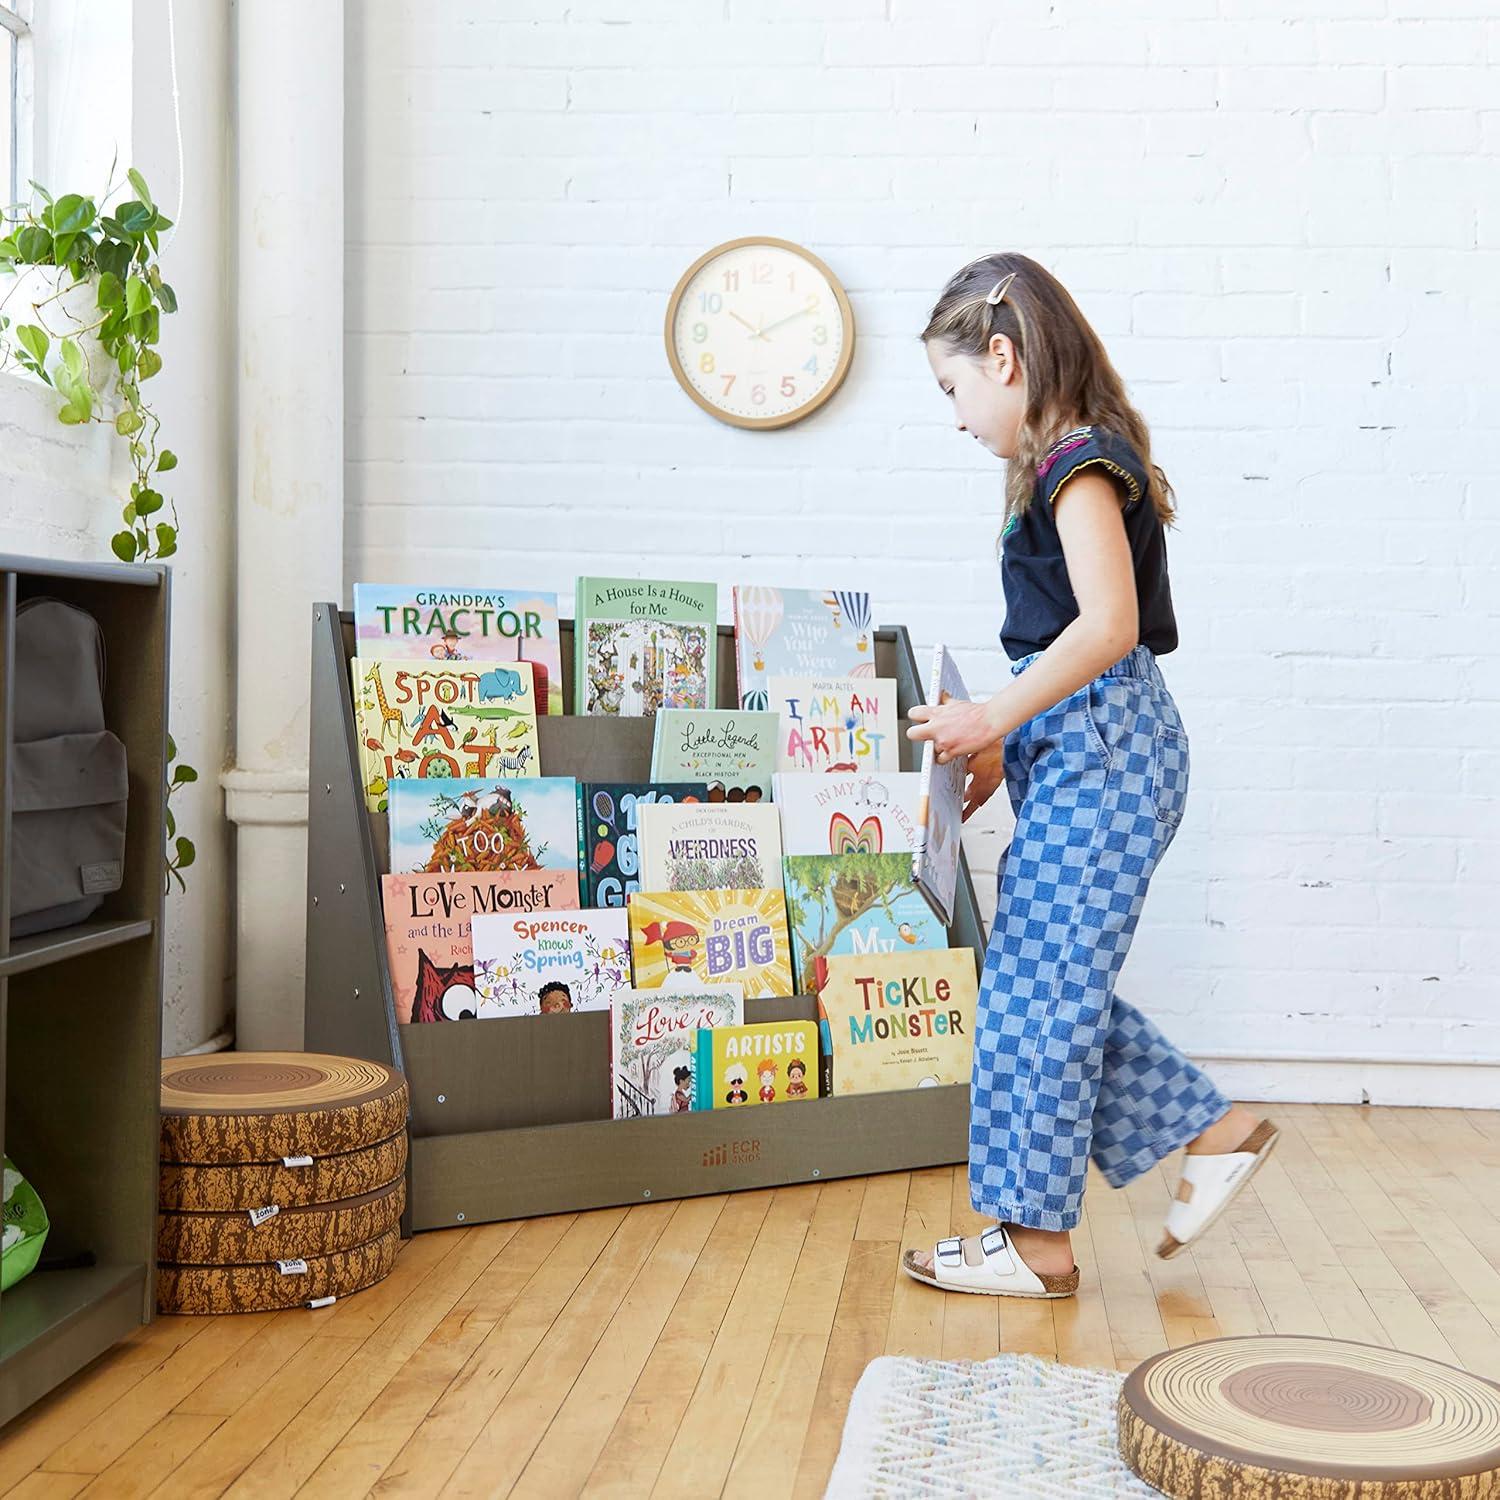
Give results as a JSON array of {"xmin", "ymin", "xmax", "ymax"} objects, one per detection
[
  {"xmin": 906, "ymin": 695, "xmax": 1002, "ymax": 764},
  {"xmin": 962, "ymin": 741, "xmax": 1005, "ymax": 822}
]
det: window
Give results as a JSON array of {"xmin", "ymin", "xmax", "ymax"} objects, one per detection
[{"xmin": 1, "ymin": 0, "xmax": 32, "ymax": 213}]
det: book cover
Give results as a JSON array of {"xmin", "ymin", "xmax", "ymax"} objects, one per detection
[
  {"xmin": 470, "ymin": 908, "xmax": 632, "ymax": 1016},
  {"xmin": 388, "ymin": 776, "xmax": 580, "ymax": 875},
  {"xmin": 636, "ymin": 803, "xmax": 784, "ymax": 893},
  {"xmin": 649, "ymin": 709, "xmax": 778, "ymax": 799},
  {"xmin": 814, "ymin": 949, "xmax": 979, "ymax": 1096},
  {"xmin": 782, "ymin": 852, "xmax": 949, "ymax": 991},
  {"xmin": 628, "ymin": 889, "xmax": 794, "ymax": 999},
  {"xmin": 733, "ymin": 586, "xmax": 876, "ymax": 709},
  {"xmin": 766, "ymin": 675, "xmax": 900, "ymax": 774},
  {"xmin": 577, "ymin": 781, "xmax": 715, "ymax": 907},
  {"xmin": 610, "ymin": 985, "xmax": 744, "ymax": 1119},
  {"xmin": 351, "ymin": 583, "xmax": 564, "ymax": 714},
  {"xmin": 911, "ymin": 645, "xmax": 971, "ymax": 927},
  {"xmin": 351, "ymin": 657, "xmax": 541, "ymax": 812},
  {"xmin": 380, "ymin": 870, "xmax": 582, "ymax": 1024},
  {"xmin": 574, "ymin": 576, "xmax": 717, "ymax": 717},
  {"xmin": 773, "ymin": 771, "xmax": 924, "ymax": 857},
  {"xmin": 692, "ymin": 1020, "xmax": 821, "ymax": 1109}
]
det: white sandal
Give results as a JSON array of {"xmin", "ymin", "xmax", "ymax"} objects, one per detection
[
  {"xmin": 1157, "ymin": 1118, "xmax": 1280, "ymax": 1259},
  {"xmin": 901, "ymin": 1224, "xmax": 1080, "ymax": 1299}
]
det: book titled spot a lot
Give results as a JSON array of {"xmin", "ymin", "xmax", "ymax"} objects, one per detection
[{"xmin": 813, "ymin": 949, "xmax": 979, "ymax": 1097}]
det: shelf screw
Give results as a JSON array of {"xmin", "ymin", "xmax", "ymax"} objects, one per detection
[
  {"xmin": 325, "ymin": 783, "xmax": 332, "ymax": 794},
  {"xmin": 437, "ymin": 1093, "xmax": 446, "ymax": 1103},
  {"xmin": 312, "ymin": 895, "xmax": 319, "ymax": 906},
  {"xmin": 316, "ymin": 610, "xmax": 323, "ymax": 621},
  {"xmin": 812, "ymin": 1168, "xmax": 822, "ymax": 1178},
  {"xmin": 338, "ymin": 883, "xmax": 346, "ymax": 894},
  {"xmin": 643, "ymin": 1189, "xmax": 652, "ymax": 1198},
  {"xmin": 353, "ymin": 987, "xmax": 360, "ymax": 998},
  {"xmin": 456, "ymin": 1212, "xmax": 466, "ymax": 1222}
]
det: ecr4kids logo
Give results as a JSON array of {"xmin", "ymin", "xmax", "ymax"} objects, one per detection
[{"xmin": 702, "ymin": 1138, "xmax": 762, "ymax": 1169}]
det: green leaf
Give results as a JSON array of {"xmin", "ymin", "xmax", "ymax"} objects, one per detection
[
  {"xmin": 155, "ymin": 282, "xmax": 178, "ymax": 315},
  {"xmin": 13, "ymin": 225, "xmax": 52, "ymax": 262},
  {"xmin": 48, "ymin": 194, "xmax": 95, "ymax": 236},
  {"xmin": 166, "ymin": 807, "xmax": 176, "ymax": 838},
  {"xmin": 156, "ymin": 449, "xmax": 178, "ymax": 472},
  {"xmin": 95, "ymin": 239, "xmax": 130, "ymax": 281},
  {"xmin": 96, "ymin": 271, "xmax": 124, "ymax": 311},
  {"xmin": 136, "ymin": 348, "xmax": 162, "ymax": 380},
  {"xmin": 174, "ymin": 837, "xmax": 196, "ymax": 870},
  {"xmin": 126, "ymin": 168, "xmax": 154, "ymax": 209},
  {"xmin": 125, "ymin": 275, "xmax": 150, "ymax": 318},
  {"xmin": 171, "ymin": 762, "xmax": 198, "ymax": 785},
  {"xmin": 57, "ymin": 402, "xmax": 88, "ymax": 425},
  {"xmin": 115, "ymin": 201, "xmax": 152, "ymax": 235},
  {"xmin": 16, "ymin": 324, "xmax": 48, "ymax": 366},
  {"xmin": 135, "ymin": 487, "xmax": 163, "ymax": 515},
  {"xmin": 110, "ymin": 531, "xmax": 138, "ymax": 562},
  {"xmin": 155, "ymin": 532, "xmax": 177, "ymax": 559},
  {"xmin": 115, "ymin": 408, "xmax": 143, "ymax": 437},
  {"xmin": 29, "ymin": 180, "xmax": 54, "ymax": 207},
  {"xmin": 60, "ymin": 337, "xmax": 86, "ymax": 379},
  {"xmin": 167, "ymin": 733, "xmax": 178, "ymax": 760}
]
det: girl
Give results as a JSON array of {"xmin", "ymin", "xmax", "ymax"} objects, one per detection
[{"xmin": 903, "ymin": 254, "xmax": 1278, "ymax": 1299}]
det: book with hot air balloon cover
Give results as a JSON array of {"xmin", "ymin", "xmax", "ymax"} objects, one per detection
[
  {"xmin": 575, "ymin": 782, "xmax": 715, "ymax": 907},
  {"xmin": 649, "ymin": 709, "xmax": 778, "ymax": 799},
  {"xmin": 732, "ymin": 586, "xmax": 876, "ymax": 710}
]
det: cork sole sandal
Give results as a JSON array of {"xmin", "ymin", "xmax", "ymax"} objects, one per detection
[
  {"xmin": 901, "ymin": 1225, "xmax": 1080, "ymax": 1299},
  {"xmin": 1157, "ymin": 1119, "xmax": 1280, "ymax": 1260}
]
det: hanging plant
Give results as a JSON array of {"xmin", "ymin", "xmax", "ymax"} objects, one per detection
[
  {"xmin": 0, "ymin": 165, "xmax": 179, "ymax": 562},
  {"xmin": 1, "ymin": 165, "xmax": 196, "ymax": 890}
]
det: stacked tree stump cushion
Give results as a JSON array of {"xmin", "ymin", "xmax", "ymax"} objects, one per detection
[{"xmin": 158, "ymin": 1052, "xmax": 408, "ymax": 1314}]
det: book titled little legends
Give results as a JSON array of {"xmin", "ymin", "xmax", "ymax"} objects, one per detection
[{"xmin": 650, "ymin": 709, "xmax": 778, "ymax": 799}]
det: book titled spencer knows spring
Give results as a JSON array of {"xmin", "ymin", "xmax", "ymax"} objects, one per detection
[
  {"xmin": 352, "ymin": 584, "xmax": 564, "ymax": 715},
  {"xmin": 574, "ymin": 577, "xmax": 717, "ymax": 717}
]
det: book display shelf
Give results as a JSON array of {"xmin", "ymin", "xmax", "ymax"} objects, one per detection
[
  {"xmin": 305, "ymin": 607, "xmax": 982, "ymax": 1232},
  {"xmin": 0, "ymin": 555, "xmax": 168, "ymax": 1426}
]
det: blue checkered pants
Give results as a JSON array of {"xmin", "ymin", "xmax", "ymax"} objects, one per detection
[{"xmin": 970, "ymin": 645, "xmax": 1230, "ymax": 1231}]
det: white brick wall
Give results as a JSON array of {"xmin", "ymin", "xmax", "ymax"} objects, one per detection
[{"xmin": 344, "ymin": 1, "xmax": 1500, "ymax": 1096}]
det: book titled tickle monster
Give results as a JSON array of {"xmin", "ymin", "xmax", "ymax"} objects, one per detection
[
  {"xmin": 388, "ymin": 776, "xmax": 580, "ymax": 875},
  {"xmin": 766, "ymin": 674, "xmax": 900, "ymax": 774},
  {"xmin": 692, "ymin": 1019, "xmax": 820, "ymax": 1109},
  {"xmin": 732, "ymin": 586, "xmax": 875, "ymax": 710},
  {"xmin": 610, "ymin": 985, "xmax": 744, "ymax": 1119},
  {"xmin": 650, "ymin": 709, "xmax": 778, "ymax": 800},
  {"xmin": 813, "ymin": 949, "xmax": 979, "ymax": 1096},
  {"xmin": 636, "ymin": 802, "xmax": 784, "ymax": 893},
  {"xmin": 628, "ymin": 888, "xmax": 793, "ymax": 999},
  {"xmin": 351, "ymin": 657, "xmax": 540, "ymax": 812},
  {"xmin": 575, "ymin": 576, "xmax": 717, "ymax": 717},
  {"xmin": 351, "ymin": 583, "xmax": 563, "ymax": 715}
]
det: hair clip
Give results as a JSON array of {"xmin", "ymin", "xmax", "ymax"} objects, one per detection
[{"xmin": 986, "ymin": 272, "xmax": 1017, "ymax": 306}]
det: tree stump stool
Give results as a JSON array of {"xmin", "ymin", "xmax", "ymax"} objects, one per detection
[{"xmin": 1119, "ymin": 1334, "xmax": 1500, "ymax": 1498}]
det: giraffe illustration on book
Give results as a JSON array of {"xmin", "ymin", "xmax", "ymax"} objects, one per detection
[{"xmin": 364, "ymin": 663, "xmax": 404, "ymax": 745}]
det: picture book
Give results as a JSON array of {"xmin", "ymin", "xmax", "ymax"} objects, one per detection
[
  {"xmin": 692, "ymin": 1020, "xmax": 821, "ymax": 1109},
  {"xmin": 636, "ymin": 803, "xmax": 784, "ymax": 893},
  {"xmin": 388, "ymin": 776, "xmax": 580, "ymax": 875},
  {"xmin": 351, "ymin": 583, "xmax": 564, "ymax": 715},
  {"xmin": 610, "ymin": 985, "xmax": 744, "ymax": 1119},
  {"xmin": 911, "ymin": 645, "xmax": 971, "ymax": 927},
  {"xmin": 782, "ymin": 852, "xmax": 948, "ymax": 991},
  {"xmin": 732, "ymin": 586, "xmax": 876, "ymax": 710},
  {"xmin": 381, "ymin": 870, "xmax": 581, "ymax": 1024},
  {"xmin": 766, "ymin": 674, "xmax": 900, "ymax": 774},
  {"xmin": 814, "ymin": 949, "xmax": 979, "ymax": 1096},
  {"xmin": 628, "ymin": 888, "xmax": 794, "ymax": 999},
  {"xmin": 470, "ymin": 908, "xmax": 631, "ymax": 1016},
  {"xmin": 773, "ymin": 771, "xmax": 924, "ymax": 857},
  {"xmin": 650, "ymin": 709, "xmax": 778, "ymax": 799},
  {"xmin": 577, "ymin": 781, "xmax": 715, "ymax": 907},
  {"xmin": 574, "ymin": 576, "xmax": 717, "ymax": 717},
  {"xmin": 351, "ymin": 657, "xmax": 541, "ymax": 812}
]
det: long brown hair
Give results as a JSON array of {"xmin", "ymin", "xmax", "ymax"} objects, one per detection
[{"xmin": 920, "ymin": 252, "xmax": 1176, "ymax": 527}]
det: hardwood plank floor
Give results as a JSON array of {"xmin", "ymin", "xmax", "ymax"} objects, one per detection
[{"xmin": 4, "ymin": 1104, "xmax": 1498, "ymax": 1498}]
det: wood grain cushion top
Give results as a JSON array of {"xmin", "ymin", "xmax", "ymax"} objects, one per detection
[
  {"xmin": 158, "ymin": 1129, "xmax": 407, "ymax": 1212},
  {"xmin": 157, "ymin": 1178, "xmax": 405, "ymax": 1264},
  {"xmin": 160, "ymin": 1053, "xmax": 408, "ymax": 1163},
  {"xmin": 1119, "ymin": 1334, "xmax": 1500, "ymax": 1498},
  {"xmin": 156, "ymin": 1224, "xmax": 401, "ymax": 1315}
]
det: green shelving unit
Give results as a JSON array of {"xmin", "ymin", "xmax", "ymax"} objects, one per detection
[{"xmin": 0, "ymin": 554, "xmax": 169, "ymax": 1429}]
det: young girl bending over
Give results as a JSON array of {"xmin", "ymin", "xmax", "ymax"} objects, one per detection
[{"xmin": 904, "ymin": 254, "xmax": 1278, "ymax": 1299}]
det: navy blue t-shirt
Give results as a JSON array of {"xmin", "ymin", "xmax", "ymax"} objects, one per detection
[{"xmin": 998, "ymin": 424, "xmax": 1179, "ymax": 661}]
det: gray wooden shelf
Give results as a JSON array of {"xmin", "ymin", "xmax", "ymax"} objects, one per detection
[{"xmin": 0, "ymin": 556, "xmax": 169, "ymax": 1430}]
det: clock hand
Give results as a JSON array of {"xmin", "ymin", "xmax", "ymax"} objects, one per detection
[
  {"xmin": 728, "ymin": 311, "xmax": 759, "ymax": 336},
  {"xmin": 755, "ymin": 305, "xmax": 816, "ymax": 340}
]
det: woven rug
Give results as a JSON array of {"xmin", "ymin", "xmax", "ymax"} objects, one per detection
[{"xmin": 825, "ymin": 1352, "xmax": 1160, "ymax": 1498}]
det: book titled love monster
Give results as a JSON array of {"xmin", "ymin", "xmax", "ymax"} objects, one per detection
[{"xmin": 813, "ymin": 949, "xmax": 979, "ymax": 1096}]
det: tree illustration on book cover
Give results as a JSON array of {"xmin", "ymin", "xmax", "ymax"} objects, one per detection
[
  {"xmin": 782, "ymin": 852, "xmax": 948, "ymax": 991},
  {"xmin": 387, "ymin": 776, "xmax": 580, "ymax": 875},
  {"xmin": 583, "ymin": 618, "xmax": 711, "ymax": 716},
  {"xmin": 609, "ymin": 986, "xmax": 744, "ymax": 1118}
]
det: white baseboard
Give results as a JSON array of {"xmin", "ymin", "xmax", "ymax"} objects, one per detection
[{"xmin": 1194, "ymin": 1055, "xmax": 1500, "ymax": 1109}]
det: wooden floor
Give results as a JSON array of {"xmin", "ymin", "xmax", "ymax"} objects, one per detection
[{"xmin": 3, "ymin": 1102, "xmax": 1499, "ymax": 1497}]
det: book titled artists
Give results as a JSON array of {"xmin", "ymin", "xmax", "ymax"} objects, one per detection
[
  {"xmin": 574, "ymin": 576, "xmax": 717, "ymax": 716},
  {"xmin": 351, "ymin": 657, "xmax": 541, "ymax": 812},
  {"xmin": 814, "ymin": 949, "xmax": 979, "ymax": 1095},
  {"xmin": 351, "ymin": 583, "xmax": 564, "ymax": 715},
  {"xmin": 610, "ymin": 985, "xmax": 744, "ymax": 1119},
  {"xmin": 692, "ymin": 1020, "xmax": 821, "ymax": 1109}
]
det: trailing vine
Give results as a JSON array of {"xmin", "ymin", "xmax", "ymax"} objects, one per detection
[{"xmin": 1, "ymin": 164, "xmax": 196, "ymax": 890}]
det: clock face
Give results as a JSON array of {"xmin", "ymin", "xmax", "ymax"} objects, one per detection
[{"xmin": 666, "ymin": 238, "xmax": 854, "ymax": 430}]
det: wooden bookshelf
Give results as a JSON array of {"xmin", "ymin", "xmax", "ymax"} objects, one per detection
[{"xmin": 0, "ymin": 554, "xmax": 168, "ymax": 1428}]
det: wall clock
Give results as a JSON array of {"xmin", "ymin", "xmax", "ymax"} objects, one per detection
[{"xmin": 664, "ymin": 236, "xmax": 856, "ymax": 430}]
